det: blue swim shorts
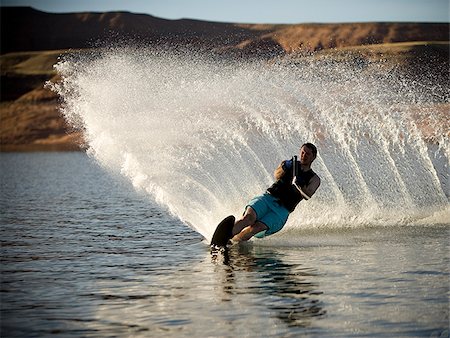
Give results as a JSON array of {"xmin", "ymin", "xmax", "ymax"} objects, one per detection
[{"xmin": 246, "ymin": 193, "xmax": 290, "ymax": 238}]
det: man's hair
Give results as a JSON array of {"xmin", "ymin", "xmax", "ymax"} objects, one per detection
[{"xmin": 301, "ymin": 142, "xmax": 317, "ymax": 157}]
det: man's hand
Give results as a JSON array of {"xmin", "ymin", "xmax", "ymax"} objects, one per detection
[{"xmin": 283, "ymin": 159, "xmax": 293, "ymax": 170}]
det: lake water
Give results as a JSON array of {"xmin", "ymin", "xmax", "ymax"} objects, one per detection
[{"xmin": 1, "ymin": 152, "xmax": 449, "ymax": 337}]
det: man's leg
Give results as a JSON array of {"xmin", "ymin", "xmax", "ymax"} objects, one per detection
[
  {"xmin": 232, "ymin": 206, "xmax": 257, "ymax": 236},
  {"xmin": 232, "ymin": 221, "xmax": 268, "ymax": 242}
]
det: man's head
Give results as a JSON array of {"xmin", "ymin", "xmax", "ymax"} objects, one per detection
[{"xmin": 300, "ymin": 143, "xmax": 317, "ymax": 165}]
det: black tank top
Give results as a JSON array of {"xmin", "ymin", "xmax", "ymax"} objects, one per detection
[{"xmin": 267, "ymin": 160, "xmax": 316, "ymax": 212}]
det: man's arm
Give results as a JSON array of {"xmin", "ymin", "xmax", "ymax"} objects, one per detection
[
  {"xmin": 293, "ymin": 174, "xmax": 321, "ymax": 200},
  {"xmin": 302, "ymin": 175, "xmax": 321, "ymax": 198},
  {"xmin": 274, "ymin": 161, "xmax": 287, "ymax": 180}
]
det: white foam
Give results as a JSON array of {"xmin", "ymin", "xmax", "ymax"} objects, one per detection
[{"xmin": 50, "ymin": 47, "xmax": 450, "ymax": 240}]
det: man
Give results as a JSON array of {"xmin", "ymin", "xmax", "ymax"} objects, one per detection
[{"xmin": 231, "ymin": 143, "xmax": 321, "ymax": 242}]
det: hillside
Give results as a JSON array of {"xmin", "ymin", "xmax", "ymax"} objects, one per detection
[
  {"xmin": 1, "ymin": 7, "xmax": 449, "ymax": 55},
  {"xmin": 0, "ymin": 7, "xmax": 448, "ymax": 151}
]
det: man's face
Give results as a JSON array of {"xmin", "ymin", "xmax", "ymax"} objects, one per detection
[{"xmin": 300, "ymin": 146, "xmax": 315, "ymax": 165}]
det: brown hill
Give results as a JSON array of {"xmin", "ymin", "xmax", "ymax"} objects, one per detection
[
  {"xmin": 0, "ymin": 7, "xmax": 448, "ymax": 151},
  {"xmin": 1, "ymin": 7, "xmax": 449, "ymax": 55}
]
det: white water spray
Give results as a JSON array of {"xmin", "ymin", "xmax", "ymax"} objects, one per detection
[{"xmin": 51, "ymin": 47, "xmax": 449, "ymax": 240}]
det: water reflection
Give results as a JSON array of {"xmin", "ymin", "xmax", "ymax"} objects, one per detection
[{"xmin": 211, "ymin": 244, "xmax": 326, "ymax": 328}]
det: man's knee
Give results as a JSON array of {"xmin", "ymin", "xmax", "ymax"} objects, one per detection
[
  {"xmin": 232, "ymin": 222, "xmax": 268, "ymax": 242},
  {"xmin": 232, "ymin": 207, "xmax": 258, "ymax": 236},
  {"xmin": 243, "ymin": 207, "xmax": 257, "ymax": 224}
]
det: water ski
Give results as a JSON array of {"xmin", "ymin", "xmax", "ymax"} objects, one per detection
[{"xmin": 210, "ymin": 215, "xmax": 235, "ymax": 249}]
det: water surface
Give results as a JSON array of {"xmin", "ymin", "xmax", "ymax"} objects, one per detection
[{"xmin": 1, "ymin": 153, "xmax": 448, "ymax": 337}]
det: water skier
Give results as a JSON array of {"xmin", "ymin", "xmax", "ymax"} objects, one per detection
[{"xmin": 231, "ymin": 143, "xmax": 321, "ymax": 242}]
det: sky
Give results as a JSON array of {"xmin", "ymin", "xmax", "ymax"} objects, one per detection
[{"xmin": 1, "ymin": 0, "xmax": 449, "ymax": 24}]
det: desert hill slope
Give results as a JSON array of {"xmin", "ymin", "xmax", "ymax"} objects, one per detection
[
  {"xmin": 1, "ymin": 7, "xmax": 449, "ymax": 55},
  {"xmin": 0, "ymin": 7, "xmax": 448, "ymax": 151}
]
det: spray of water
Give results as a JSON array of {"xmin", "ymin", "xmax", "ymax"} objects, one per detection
[{"xmin": 50, "ymin": 46, "xmax": 449, "ymax": 240}]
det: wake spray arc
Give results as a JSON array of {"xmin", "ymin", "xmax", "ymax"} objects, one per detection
[{"xmin": 50, "ymin": 47, "xmax": 449, "ymax": 240}]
